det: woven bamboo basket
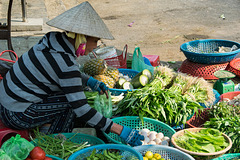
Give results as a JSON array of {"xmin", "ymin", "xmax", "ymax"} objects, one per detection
[{"xmin": 171, "ymin": 128, "xmax": 232, "ymax": 160}]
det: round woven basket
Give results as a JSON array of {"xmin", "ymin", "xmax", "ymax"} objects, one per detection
[
  {"xmin": 178, "ymin": 59, "xmax": 229, "ymax": 80},
  {"xmin": 171, "ymin": 128, "xmax": 232, "ymax": 160},
  {"xmin": 180, "ymin": 39, "xmax": 240, "ymax": 64},
  {"xmin": 226, "ymin": 58, "xmax": 240, "ymax": 78}
]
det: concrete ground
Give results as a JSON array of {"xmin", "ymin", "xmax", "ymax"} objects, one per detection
[{"xmin": 0, "ymin": 0, "xmax": 240, "ymax": 69}]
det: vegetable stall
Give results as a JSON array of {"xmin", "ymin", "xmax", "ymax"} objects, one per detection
[{"xmin": 0, "ymin": 39, "xmax": 240, "ymax": 160}]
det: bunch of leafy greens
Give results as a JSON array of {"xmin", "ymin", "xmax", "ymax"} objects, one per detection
[
  {"xmin": 175, "ymin": 128, "xmax": 229, "ymax": 153},
  {"xmin": 115, "ymin": 78, "xmax": 202, "ymax": 127},
  {"xmin": 204, "ymin": 101, "xmax": 240, "ymax": 153}
]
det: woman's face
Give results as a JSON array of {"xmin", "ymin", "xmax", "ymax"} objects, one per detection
[{"xmin": 85, "ymin": 36, "xmax": 100, "ymax": 55}]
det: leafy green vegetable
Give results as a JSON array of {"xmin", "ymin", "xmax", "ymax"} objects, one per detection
[
  {"xmin": 175, "ymin": 128, "xmax": 229, "ymax": 153},
  {"xmin": 204, "ymin": 101, "xmax": 240, "ymax": 153}
]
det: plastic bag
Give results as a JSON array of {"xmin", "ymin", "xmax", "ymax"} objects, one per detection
[
  {"xmin": 132, "ymin": 47, "xmax": 154, "ymax": 73},
  {"xmin": 1, "ymin": 134, "xmax": 34, "ymax": 160},
  {"xmin": 0, "ymin": 149, "xmax": 11, "ymax": 160},
  {"xmin": 94, "ymin": 91, "xmax": 112, "ymax": 118}
]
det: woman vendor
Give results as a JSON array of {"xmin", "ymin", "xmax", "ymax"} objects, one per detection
[{"xmin": 0, "ymin": 1, "xmax": 144, "ymax": 146}]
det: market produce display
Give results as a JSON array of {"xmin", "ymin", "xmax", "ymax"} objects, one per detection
[{"xmin": 114, "ymin": 66, "xmax": 215, "ymax": 127}]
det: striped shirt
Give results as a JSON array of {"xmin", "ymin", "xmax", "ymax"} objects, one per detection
[{"xmin": 0, "ymin": 32, "xmax": 113, "ymax": 132}]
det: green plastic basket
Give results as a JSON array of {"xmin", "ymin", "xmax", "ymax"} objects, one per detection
[
  {"xmin": 103, "ymin": 116, "xmax": 176, "ymax": 145},
  {"xmin": 31, "ymin": 133, "xmax": 105, "ymax": 160},
  {"xmin": 212, "ymin": 153, "xmax": 240, "ymax": 160}
]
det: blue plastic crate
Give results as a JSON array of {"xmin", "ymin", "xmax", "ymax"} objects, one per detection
[{"xmin": 180, "ymin": 39, "xmax": 240, "ymax": 64}]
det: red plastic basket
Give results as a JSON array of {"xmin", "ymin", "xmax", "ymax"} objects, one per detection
[
  {"xmin": 186, "ymin": 108, "xmax": 210, "ymax": 128},
  {"xmin": 178, "ymin": 59, "xmax": 229, "ymax": 79},
  {"xmin": 226, "ymin": 58, "xmax": 240, "ymax": 78},
  {"xmin": 219, "ymin": 91, "xmax": 240, "ymax": 101},
  {"xmin": 92, "ymin": 45, "xmax": 128, "ymax": 69}
]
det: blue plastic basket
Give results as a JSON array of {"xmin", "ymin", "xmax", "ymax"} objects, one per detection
[
  {"xmin": 46, "ymin": 155, "xmax": 62, "ymax": 160},
  {"xmin": 212, "ymin": 153, "xmax": 240, "ymax": 160},
  {"xmin": 109, "ymin": 68, "xmax": 139, "ymax": 96},
  {"xmin": 103, "ymin": 116, "xmax": 176, "ymax": 145},
  {"xmin": 134, "ymin": 145, "xmax": 195, "ymax": 160},
  {"xmin": 68, "ymin": 144, "xmax": 143, "ymax": 160},
  {"xmin": 180, "ymin": 39, "xmax": 240, "ymax": 64}
]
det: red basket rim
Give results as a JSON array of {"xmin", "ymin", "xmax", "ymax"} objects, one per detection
[{"xmin": 229, "ymin": 58, "xmax": 240, "ymax": 69}]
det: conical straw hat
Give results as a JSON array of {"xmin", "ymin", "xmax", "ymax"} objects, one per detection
[{"xmin": 46, "ymin": 1, "xmax": 114, "ymax": 40}]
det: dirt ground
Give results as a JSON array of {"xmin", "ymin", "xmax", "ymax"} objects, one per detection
[
  {"xmin": 44, "ymin": 0, "xmax": 240, "ymax": 67},
  {"xmin": 1, "ymin": 0, "xmax": 240, "ymax": 69}
]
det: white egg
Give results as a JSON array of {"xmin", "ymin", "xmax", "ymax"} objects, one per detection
[
  {"xmin": 141, "ymin": 129, "xmax": 150, "ymax": 135},
  {"xmin": 148, "ymin": 133, "xmax": 157, "ymax": 141},
  {"xmin": 144, "ymin": 137, "xmax": 150, "ymax": 144},
  {"xmin": 161, "ymin": 140, "xmax": 169, "ymax": 146},
  {"xmin": 162, "ymin": 136, "xmax": 170, "ymax": 143},
  {"xmin": 148, "ymin": 141, "xmax": 156, "ymax": 145},
  {"xmin": 156, "ymin": 132, "xmax": 164, "ymax": 140},
  {"xmin": 154, "ymin": 138, "xmax": 162, "ymax": 145},
  {"xmin": 149, "ymin": 131, "xmax": 158, "ymax": 135}
]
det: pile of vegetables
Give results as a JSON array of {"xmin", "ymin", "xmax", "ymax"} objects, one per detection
[
  {"xmin": 30, "ymin": 129, "xmax": 90, "ymax": 160},
  {"xmin": 203, "ymin": 101, "xmax": 240, "ymax": 153},
  {"xmin": 175, "ymin": 128, "xmax": 229, "ymax": 153},
  {"xmin": 86, "ymin": 149, "xmax": 123, "ymax": 160},
  {"xmin": 115, "ymin": 77, "xmax": 202, "ymax": 127},
  {"xmin": 114, "ymin": 65, "xmax": 216, "ymax": 127}
]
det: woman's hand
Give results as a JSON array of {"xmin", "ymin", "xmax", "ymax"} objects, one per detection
[
  {"xmin": 87, "ymin": 76, "xmax": 109, "ymax": 98},
  {"xmin": 110, "ymin": 123, "xmax": 144, "ymax": 147}
]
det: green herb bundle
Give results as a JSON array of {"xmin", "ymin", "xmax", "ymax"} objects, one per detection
[
  {"xmin": 168, "ymin": 73, "xmax": 190, "ymax": 94},
  {"xmin": 175, "ymin": 128, "xmax": 229, "ymax": 153},
  {"xmin": 183, "ymin": 77, "xmax": 215, "ymax": 105},
  {"xmin": 153, "ymin": 65, "xmax": 176, "ymax": 89},
  {"xmin": 204, "ymin": 101, "xmax": 240, "ymax": 153}
]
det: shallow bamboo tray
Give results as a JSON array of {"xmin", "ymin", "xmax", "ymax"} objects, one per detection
[{"xmin": 171, "ymin": 128, "xmax": 232, "ymax": 160}]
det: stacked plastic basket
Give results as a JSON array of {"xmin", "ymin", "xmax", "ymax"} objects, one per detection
[{"xmin": 178, "ymin": 39, "xmax": 240, "ymax": 80}]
